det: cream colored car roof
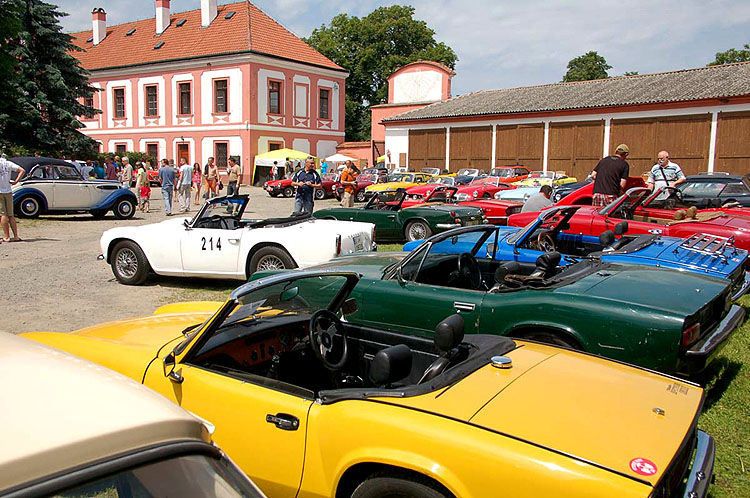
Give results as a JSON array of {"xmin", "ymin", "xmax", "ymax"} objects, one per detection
[{"xmin": 0, "ymin": 333, "xmax": 208, "ymax": 492}]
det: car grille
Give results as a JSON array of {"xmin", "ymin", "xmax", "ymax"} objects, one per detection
[
  {"xmin": 651, "ymin": 429, "xmax": 697, "ymax": 497},
  {"xmin": 728, "ymin": 266, "xmax": 744, "ymax": 297}
]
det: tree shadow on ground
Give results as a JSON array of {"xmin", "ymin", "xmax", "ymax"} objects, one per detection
[{"xmin": 693, "ymin": 357, "xmax": 742, "ymax": 410}]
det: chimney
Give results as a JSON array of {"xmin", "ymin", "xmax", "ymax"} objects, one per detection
[
  {"xmin": 201, "ymin": 0, "xmax": 218, "ymax": 27},
  {"xmin": 91, "ymin": 8, "xmax": 106, "ymax": 45},
  {"xmin": 155, "ymin": 0, "xmax": 170, "ymax": 35}
]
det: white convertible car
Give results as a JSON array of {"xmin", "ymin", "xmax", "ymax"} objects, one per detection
[{"xmin": 100, "ymin": 195, "xmax": 376, "ymax": 285}]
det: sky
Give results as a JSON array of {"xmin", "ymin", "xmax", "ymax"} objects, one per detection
[{"xmin": 54, "ymin": 0, "xmax": 750, "ymax": 97}]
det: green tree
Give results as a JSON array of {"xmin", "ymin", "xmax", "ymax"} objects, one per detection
[
  {"xmin": 708, "ymin": 43, "xmax": 750, "ymax": 65},
  {"xmin": 305, "ymin": 6, "xmax": 457, "ymax": 141},
  {"xmin": 0, "ymin": 0, "xmax": 98, "ymax": 156},
  {"xmin": 562, "ymin": 51, "xmax": 612, "ymax": 82}
]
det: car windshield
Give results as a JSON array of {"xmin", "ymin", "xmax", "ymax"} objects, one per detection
[
  {"xmin": 358, "ymin": 174, "xmax": 377, "ymax": 182},
  {"xmin": 54, "ymin": 454, "xmax": 264, "ymax": 498},
  {"xmin": 506, "ymin": 207, "xmax": 565, "ymax": 245},
  {"xmin": 322, "ymin": 173, "xmax": 338, "ymax": 181},
  {"xmin": 457, "ymin": 168, "xmax": 478, "ymax": 176},
  {"xmin": 469, "ymin": 177, "xmax": 498, "ymax": 186},
  {"xmin": 391, "ymin": 173, "xmax": 414, "ymax": 182},
  {"xmin": 492, "ymin": 169, "xmax": 513, "ymax": 177},
  {"xmin": 680, "ymin": 181, "xmax": 726, "ymax": 197},
  {"xmin": 528, "ymin": 171, "xmax": 553, "ymax": 179},
  {"xmin": 190, "ymin": 197, "xmax": 248, "ymax": 227}
]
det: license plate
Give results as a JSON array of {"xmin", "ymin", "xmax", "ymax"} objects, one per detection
[
  {"xmin": 465, "ymin": 219, "xmax": 480, "ymax": 226},
  {"xmin": 353, "ymin": 235, "xmax": 364, "ymax": 251}
]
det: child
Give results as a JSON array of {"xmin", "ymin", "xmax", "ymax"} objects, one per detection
[{"xmin": 139, "ymin": 184, "xmax": 151, "ymax": 213}]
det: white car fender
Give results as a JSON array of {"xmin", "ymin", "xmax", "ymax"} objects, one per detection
[{"xmin": 101, "ymin": 218, "xmax": 190, "ymax": 274}]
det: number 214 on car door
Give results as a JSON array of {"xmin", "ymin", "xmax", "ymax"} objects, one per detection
[{"xmin": 180, "ymin": 227, "xmax": 242, "ymax": 275}]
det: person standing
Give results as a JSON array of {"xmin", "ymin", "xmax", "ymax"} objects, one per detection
[
  {"xmin": 176, "ymin": 157, "xmax": 193, "ymax": 213},
  {"xmin": 135, "ymin": 161, "xmax": 150, "ymax": 212},
  {"xmin": 92, "ymin": 160, "xmax": 105, "ymax": 179},
  {"xmin": 321, "ymin": 160, "xmax": 328, "ymax": 175},
  {"xmin": 647, "ymin": 151, "xmax": 685, "ymax": 192},
  {"xmin": 121, "ymin": 157, "xmax": 133, "ymax": 188},
  {"xmin": 339, "ymin": 160, "xmax": 357, "ymax": 207},
  {"xmin": 0, "ymin": 156, "xmax": 25, "ymax": 242},
  {"xmin": 521, "ymin": 185, "xmax": 553, "ymax": 212},
  {"xmin": 226, "ymin": 157, "xmax": 241, "ymax": 197},
  {"xmin": 192, "ymin": 163, "xmax": 202, "ymax": 205},
  {"xmin": 104, "ymin": 157, "xmax": 117, "ymax": 180},
  {"xmin": 157, "ymin": 159, "xmax": 177, "ymax": 216},
  {"xmin": 204, "ymin": 157, "xmax": 218, "ymax": 198},
  {"xmin": 591, "ymin": 144, "xmax": 630, "ymax": 207},
  {"xmin": 284, "ymin": 157, "xmax": 293, "ymax": 179},
  {"xmin": 271, "ymin": 160, "xmax": 278, "ymax": 181},
  {"xmin": 291, "ymin": 157, "xmax": 322, "ymax": 215},
  {"xmin": 81, "ymin": 160, "xmax": 94, "ymax": 180}
]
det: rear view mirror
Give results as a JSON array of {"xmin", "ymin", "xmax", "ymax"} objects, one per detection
[
  {"xmin": 341, "ymin": 298, "xmax": 358, "ymax": 316},
  {"xmin": 396, "ymin": 267, "xmax": 406, "ymax": 287},
  {"xmin": 280, "ymin": 286, "xmax": 299, "ymax": 302}
]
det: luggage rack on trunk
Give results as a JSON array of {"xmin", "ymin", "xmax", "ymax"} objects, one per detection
[{"xmin": 676, "ymin": 233, "xmax": 737, "ymax": 260}]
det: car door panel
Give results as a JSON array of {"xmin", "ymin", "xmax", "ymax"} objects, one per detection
[
  {"xmin": 143, "ymin": 364, "xmax": 310, "ymax": 498},
  {"xmin": 181, "ymin": 227, "xmax": 243, "ymax": 276}
]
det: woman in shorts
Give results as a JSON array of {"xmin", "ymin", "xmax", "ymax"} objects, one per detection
[{"xmin": 192, "ymin": 163, "xmax": 202, "ymax": 205}]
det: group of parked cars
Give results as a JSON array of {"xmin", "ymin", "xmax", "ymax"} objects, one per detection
[{"xmin": 5, "ymin": 155, "xmax": 750, "ymax": 497}]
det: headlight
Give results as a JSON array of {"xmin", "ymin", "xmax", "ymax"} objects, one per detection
[
  {"xmin": 455, "ymin": 193, "xmax": 470, "ymax": 201},
  {"xmin": 494, "ymin": 191, "xmax": 503, "ymax": 199}
]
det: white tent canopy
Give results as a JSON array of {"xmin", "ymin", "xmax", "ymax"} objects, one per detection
[{"xmin": 324, "ymin": 153, "xmax": 357, "ymax": 163}]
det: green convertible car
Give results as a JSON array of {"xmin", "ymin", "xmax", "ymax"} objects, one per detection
[
  {"xmin": 313, "ymin": 189, "xmax": 485, "ymax": 242},
  {"xmin": 285, "ymin": 225, "xmax": 744, "ymax": 376}
]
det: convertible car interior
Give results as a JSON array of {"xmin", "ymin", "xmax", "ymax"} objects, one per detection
[
  {"xmin": 186, "ymin": 300, "xmax": 515, "ymax": 402},
  {"xmin": 190, "ymin": 195, "xmax": 314, "ymax": 230}
]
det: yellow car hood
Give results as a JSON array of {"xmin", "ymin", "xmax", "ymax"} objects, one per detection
[
  {"xmin": 388, "ymin": 343, "xmax": 702, "ymax": 486},
  {"xmin": 22, "ymin": 306, "xmax": 219, "ymax": 382},
  {"xmin": 366, "ymin": 181, "xmax": 417, "ymax": 192}
]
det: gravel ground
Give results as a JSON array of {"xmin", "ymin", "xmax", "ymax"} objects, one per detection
[{"xmin": 0, "ymin": 186, "xmax": 342, "ymax": 335}]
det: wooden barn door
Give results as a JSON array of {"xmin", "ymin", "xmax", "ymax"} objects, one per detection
[
  {"xmin": 409, "ymin": 129, "xmax": 446, "ymax": 170},
  {"xmin": 449, "ymin": 126, "xmax": 492, "ymax": 171},
  {"xmin": 715, "ymin": 111, "xmax": 750, "ymax": 175},
  {"xmin": 548, "ymin": 121, "xmax": 604, "ymax": 179},
  {"xmin": 495, "ymin": 124, "xmax": 544, "ymax": 171}
]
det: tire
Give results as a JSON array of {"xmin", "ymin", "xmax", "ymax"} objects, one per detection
[
  {"xmin": 90, "ymin": 209, "xmax": 107, "ymax": 219},
  {"xmin": 355, "ymin": 189, "xmax": 366, "ymax": 202},
  {"xmin": 283, "ymin": 186, "xmax": 294, "ymax": 198},
  {"xmin": 405, "ymin": 220, "xmax": 432, "ymax": 242},
  {"xmin": 521, "ymin": 330, "xmax": 580, "ymax": 350},
  {"xmin": 248, "ymin": 246, "xmax": 296, "ymax": 275},
  {"xmin": 314, "ymin": 188, "xmax": 325, "ymax": 200},
  {"xmin": 351, "ymin": 476, "xmax": 449, "ymax": 498},
  {"xmin": 112, "ymin": 198, "xmax": 136, "ymax": 219},
  {"xmin": 111, "ymin": 240, "xmax": 150, "ymax": 285},
  {"xmin": 16, "ymin": 196, "xmax": 42, "ymax": 218}
]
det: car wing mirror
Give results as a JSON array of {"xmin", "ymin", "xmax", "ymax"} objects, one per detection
[
  {"xmin": 341, "ymin": 298, "xmax": 358, "ymax": 316},
  {"xmin": 163, "ymin": 351, "xmax": 184, "ymax": 384},
  {"xmin": 396, "ymin": 266, "xmax": 407, "ymax": 287},
  {"xmin": 280, "ymin": 286, "xmax": 299, "ymax": 302},
  {"xmin": 183, "ymin": 219, "xmax": 191, "ymax": 230}
]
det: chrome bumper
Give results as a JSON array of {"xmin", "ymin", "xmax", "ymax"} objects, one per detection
[
  {"xmin": 680, "ymin": 304, "xmax": 745, "ymax": 374},
  {"xmin": 97, "ymin": 254, "xmax": 105, "ymax": 261},
  {"xmin": 731, "ymin": 271, "xmax": 750, "ymax": 300},
  {"xmin": 436, "ymin": 223, "xmax": 461, "ymax": 229},
  {"xmin": 681, "ymin": 430, "xmax": 715, "ymax": 498}
]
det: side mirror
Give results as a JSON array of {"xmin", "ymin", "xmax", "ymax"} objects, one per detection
[
  {"xmin": 280, "ymin": 286, "xmax": 299, "ymax": 302},
  {"xmin": 396, "ymin": 266, "xmax": 407, "ymax": 287},
  {"xmin": 163, "ymin": 351, "xmax": 184, "ymax": 384},
  {"xmin": 183, "ymin": 219, "xmax": 191, "ymax": 230},
  {"xmin": 341, "ymin": 298, "xmax": 358, "ymax": 316}
]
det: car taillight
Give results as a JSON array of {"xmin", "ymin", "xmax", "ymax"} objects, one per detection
[
  {"xmin": 682, "ymin": 323, "xmax": 701, "ymax": 347},
  {"xmin": 450, "ymin": 211, "xmax": 456, "ymax": 217},
  {"xmin": 335, "ymin": 235, "xmax": 342, "ymax": 256}
]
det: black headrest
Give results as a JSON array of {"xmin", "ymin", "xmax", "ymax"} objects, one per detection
[
  {"xmin": 599, "ymin": 230, "xmax": 615, "ymax": 246},
  {"xmin": 494, "ymin": 266, "xmax": 508, "ymax": 284},
  {"xmin": 369, "ymin": 344, "xmax": 412, "ymax": 386},
  {"xmin": 614, "ymin": 221, "xmax": 628, "ymax": 236},
  {"xmin": 535, "ymin": 252, "xmax": 561, "ymax": 276},
  {"xmin": 501, "ymin": 261, "xmax": 521, "ymax": 274},
  {"xmin": 434, "ymin": 314, "xmax": 465, "ymax": 352}
]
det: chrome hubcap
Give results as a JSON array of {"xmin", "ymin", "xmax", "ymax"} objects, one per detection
[
  {"xmin": 115, "ymin": 248, "xmax": 138, "ymax": 278},
  {"xmin": 23, "ymin": 200, "xmax": 38, "ymax": 214},
  {"xmin": 409, "ymin": 223, "xmax": 427, "ymax": 240},
  {"xmin": 119, "ymin": 202, "xmax": 132, "ymax": 216},
  {"xmin": 257, "ymin": 255, "xmax": 285, "ymax": 271}
]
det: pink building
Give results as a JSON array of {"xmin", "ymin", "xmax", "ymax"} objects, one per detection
[{"xmin": 72, "ymin": 1, "xmax": 348, "ymax": 185}]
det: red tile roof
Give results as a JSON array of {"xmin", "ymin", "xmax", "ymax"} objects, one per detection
[{"xmin": 69, "ymin": 1, "xmax": 344, "ymax": 72}]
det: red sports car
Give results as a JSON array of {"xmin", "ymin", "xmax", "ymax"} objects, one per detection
[
  {"xmin": 318, "ymin": 173, "xmax": 339, "ymax": 200},
  {"xmin": 333, "ymin": 174, "xmax": 379, "ymax": 203},
  {"xmin": 490, "ymin": 165, "xmax": 531, "ymax": 183},
  {"xmin": 402, "ymin": 186, "xmax": 522, "ymax": 225},
  {"xmin": 263, "ymin": 177, "xmax": 294, "ymax": 197},
  {"xmin": 509, "ymin": 186, "xmax": 750, "ymax": 251},
  {"xmin": 453, "ymin": 176, "xmax": 516, "ymax": 200}
]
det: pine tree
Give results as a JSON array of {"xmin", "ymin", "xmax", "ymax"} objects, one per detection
[{"xmin": 0, "ymin": 0, "xmax": 98, "ymax": 156}]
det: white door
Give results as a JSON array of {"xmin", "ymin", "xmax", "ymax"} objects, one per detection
[
  {"xmin": 180, "ymin": 226, "xmax": 243, "ymax": 276},
  {"xmin": 52, "ymin": 165, "xmax": 91, "ymax": 209}
]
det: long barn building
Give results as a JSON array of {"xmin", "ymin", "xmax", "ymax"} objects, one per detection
[{"xmin": 381, "ymin": 62, "xmax": 750, "ymax": 178}]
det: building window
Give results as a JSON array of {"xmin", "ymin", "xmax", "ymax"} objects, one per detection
[
  {"xmin": 113, "ymin": 88, "xmax": 125, "ymax": 118},
  {"xmin": 146, "ymin": 143, "xmax": 159, "ymax": 164},
  {"xmin": 268, "ymin": 141, "xmax": 283, "ymax": 151},
  {"xmin": 115, "ymin": 144, "xmax": 127, "ymax": 155},
  {"xmin": 215, "ymin": 142, "xmax": 228, "ymax": 167},
  {"xmin": 214, "ymin": 79, "xmax": 228, "ymax": 113},
  {"xmin": 319, "ymin": 88, "xmax": 330, "ymax": 120},
  {"xmin": 269, "ymin": 80, "xmax": 282, "ymax": 114},
  {"xmin": 145, "ymin": 85, "xmax": 158, "ymax": 116},
  {"xmin": 178, "ymin": 82, "xmax": 191, "ymax": 115},
  {"xmin": 83, "ymin": 95, "xmax": 95, "ymax": 118}
]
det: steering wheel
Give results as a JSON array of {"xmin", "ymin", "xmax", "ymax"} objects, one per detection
[
  {"xmin": 537, "ymin": 232, "xmax": 556, "ymax": 252},
  {"xmin": 308, "ymin": 309, "xmax": 349, "ymax": 371},
  {"xmin": 457, "ymin": 253, "xmax": 482, "ymax": 290}
]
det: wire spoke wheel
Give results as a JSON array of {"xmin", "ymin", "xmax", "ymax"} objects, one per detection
[
  {"xmin": 256, "ymin": 254, "xmax": 286, "ymax": 271},
  {"xmin": 115, "ymin": 248, "xmax": 139, "ymax": 279}
]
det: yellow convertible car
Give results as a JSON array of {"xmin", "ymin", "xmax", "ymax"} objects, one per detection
[
  {"xmin": 515, "ymin": 170, "xmax": 578, "ymax": 187},
  {"xmin": 364, "ymin": 172, "xmax": 432, "ymax": 198},
  {"xmin": 24, "ymin": 271, "xmax": 715, "ymax": 498}
]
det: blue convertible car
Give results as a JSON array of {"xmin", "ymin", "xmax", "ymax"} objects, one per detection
[{"xmin": 405, "ymin": 206, "xmax": 750, "ymax": 300}]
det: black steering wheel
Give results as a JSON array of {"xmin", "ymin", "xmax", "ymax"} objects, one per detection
[
  {"xmin": 457, "ymin": 253, "xmax": 482, "ymax": 290},
  {"xmin": 308, "ymin": 309, "xmax": 349, "ymax": 371},
  {"xmin": 537, "ymin": 232, "xmax": 556, "ymax": 252}
]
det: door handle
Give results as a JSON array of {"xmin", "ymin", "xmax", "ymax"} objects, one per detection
[
  {"xmin": 228, "ymin": 238, "xmax": 240, "ymax": 243},
  {"xmin": 454, "ymin": 301, "xmax": 475, "ymax": 312},
  {"xmin": 266, "ymin": 413, "xmax": 299, "ymax": 431},
  {"xmin": 387, "ymin": 215, "xmax": 396, "ymax": 218}
]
